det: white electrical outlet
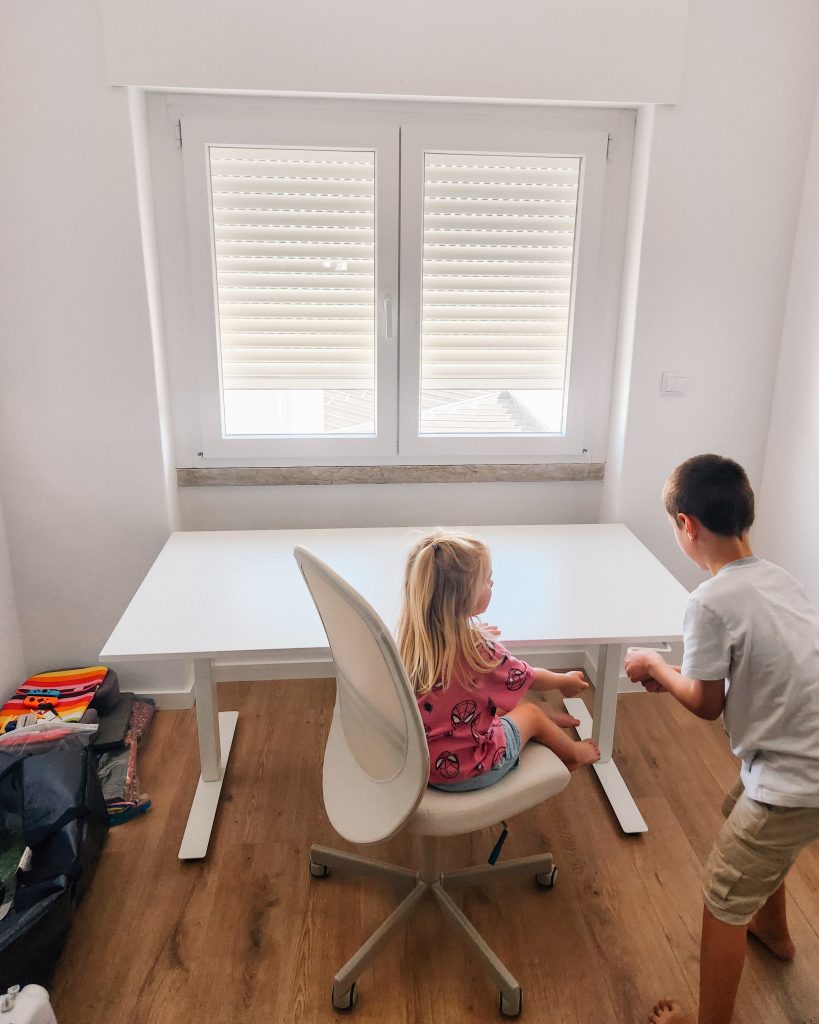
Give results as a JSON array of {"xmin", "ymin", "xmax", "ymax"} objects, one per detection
[{"xmin": 661, "ymin": 371, "xmax": 687, "ymax": 396}]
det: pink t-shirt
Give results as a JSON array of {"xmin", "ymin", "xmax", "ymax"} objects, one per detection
[{"xmin": 417, "ymin": 640, "xmax": 533, "ymax": 786}]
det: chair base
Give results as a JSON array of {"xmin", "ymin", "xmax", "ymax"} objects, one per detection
[{"xmin": 309, "ymin": 837, "xmax": 556, "ymax": 1017}]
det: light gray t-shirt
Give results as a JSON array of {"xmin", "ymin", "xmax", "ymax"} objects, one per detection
[{"xmin": 681, "ymin": 556, "xmax": 819, "ymax": 807}]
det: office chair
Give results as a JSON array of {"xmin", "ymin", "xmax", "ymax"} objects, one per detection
[{"xmin": 293, "ymin": 545, "xmax": 571, "ymax": 1017}]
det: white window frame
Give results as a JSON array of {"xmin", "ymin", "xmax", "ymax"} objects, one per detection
[
  {"xmin": 398, "ymin": 123, "xmax": 607, "ymax": 461},
  {"xmin": 149, "ymin": 96, "xmax": 633, "ymax": 468},
  {"xmin": 181, "ymin": 117, "xmax": 399, "ymax": 460}
]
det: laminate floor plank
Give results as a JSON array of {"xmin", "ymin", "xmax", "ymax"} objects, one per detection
[{"xmin": 50, "ymin": 679, "xmax": 819, "ymax": 1024}]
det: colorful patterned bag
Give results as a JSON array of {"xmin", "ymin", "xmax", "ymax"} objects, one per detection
[{"xmin": 0, "ymin": 667, "xmax": 118, "ymax": 735}]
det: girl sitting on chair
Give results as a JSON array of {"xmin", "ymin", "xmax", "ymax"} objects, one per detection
[{"xmin": 396, "ymin": 529, "xmax": 600, "ymax": 791}]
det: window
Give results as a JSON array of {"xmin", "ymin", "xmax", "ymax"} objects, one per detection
[
  {"xmin": 418, "ymin": 150, "xmax": 578, "ymax": 437},
  {"xmin": 152, "ymin": 98, "xmax": 632, "ymax": 467},
  {"xmin": 212, "ymin": 145, "xmax": 378, "ymax": 437}
]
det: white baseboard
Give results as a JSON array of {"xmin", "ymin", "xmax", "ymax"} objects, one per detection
[{"xmin": 135, "ymin": 686, "xmax": 195, "ymax": 710}]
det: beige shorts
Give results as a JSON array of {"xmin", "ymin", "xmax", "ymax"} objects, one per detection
[{"xmin": 702, "ymin": 778, "xmax": 819, "ymax": 926}]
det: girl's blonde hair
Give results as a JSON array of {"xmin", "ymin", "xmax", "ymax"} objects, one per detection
[{"xmin": 396, "ymin": 529, "xmax": 499, "ymax": 697}]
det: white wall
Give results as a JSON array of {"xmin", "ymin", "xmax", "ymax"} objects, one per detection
[
  {"xmin": 178, "ymin": 479, "xmax": 600, "ymax": 531},
  {"xmin": 755, "ymin": 82, "xmax": 819, "ymax": 606},
  {"xmin": 600, "ymin": 0, "xmax": 819, "ymax": 590},
  {"xmin": 0, "ymin": 1, "xmax": 187, "ymax": 694},
  {"xmin": 0, "ymin": 494, "xmax": 25, "ymax": 701},
  {"xmin": 99, "ymin": 0, "xmax": 688, "ymax": 104},
  {"xmin": 2, "ymin": 0, "xmax": 819, "ymax": 698}
]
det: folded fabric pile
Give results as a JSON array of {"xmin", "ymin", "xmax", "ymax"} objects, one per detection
[
  {"xmin": 94, "ymin": 698, "xmax": 155, "ymax": 826},
  {"xmin": 0, "ymin": 667, "xmax": 157, "ymax": 827}
]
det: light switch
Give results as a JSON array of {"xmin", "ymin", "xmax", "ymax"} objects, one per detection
[{"xmin": 661, "ymin": 372, "xmax": 687, "ymax": 396}]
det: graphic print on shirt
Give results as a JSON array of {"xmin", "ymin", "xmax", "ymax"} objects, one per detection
[
  {"xmin": 417, "ymin": 639, "xmax": 533, "ymax": 786},
  {"xmin": 451, "ymin": 699, "xmax": 477, "ymax": 729},
  {"xmin": 506, "ymin": 666, "xmax": 527, "ymax": 690},
  {"xmin": 435, "ymin": 751, "xmax": 460, "ymax": 779}
]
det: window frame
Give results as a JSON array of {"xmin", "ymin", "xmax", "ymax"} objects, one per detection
[
  {"xmin": 181, "ymin": 116, "xmax": 400, "ymax": 460},
  {"xmin": 149, "ymin": 95, "xmax": 633, "ymax": 469},
  {"xmin": 398, "ymin": 123, "xmax": 607, "ymax": 461}
]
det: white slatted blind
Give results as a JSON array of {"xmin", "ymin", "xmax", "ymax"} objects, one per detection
[
  {"xmin": 208, "ymin": 146, "xmax": 376, "ymax": 389},
  {"xmin": 420, "ymin": 152, "xmax": 580, "ymax": 390}
]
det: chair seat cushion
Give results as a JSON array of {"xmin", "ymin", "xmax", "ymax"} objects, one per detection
[{"xmin": 407, "ymin": 743, "xmax": 571, "ymax": 838}]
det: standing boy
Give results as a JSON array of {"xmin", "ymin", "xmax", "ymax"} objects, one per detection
[{"xmin": 625, "ymin": 454, "xmax": 819, "ymax": 1024}]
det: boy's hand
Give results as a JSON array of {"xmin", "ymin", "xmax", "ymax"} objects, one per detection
[
  {"xmin": 558, "ymin": 670, "xmax": 589, "ymax": 697},
  {"xmin": 640, "ymin": 663, "xmax": 681, "ymax": 693},
  {"xmin": 624, "ymin": 648, "xmax": 661, "ymax": 683}
]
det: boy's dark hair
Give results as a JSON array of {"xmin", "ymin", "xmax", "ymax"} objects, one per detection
[{"xmin": 663, "ymin": 454, "xmax": 755, "ymax": 537}]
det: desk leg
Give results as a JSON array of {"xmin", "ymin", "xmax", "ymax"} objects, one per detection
[
  {"xmin": 563, "ymin": 642, "xmax": 647, "ymax": 834},
  {"xmin": 178, "ymin": 658, "xmax": 239, "ymax": 860}
]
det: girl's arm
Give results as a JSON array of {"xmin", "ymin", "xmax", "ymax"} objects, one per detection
[
  {"xmin": 530, "ymin": 667, "xmax": 589, "ymax": 697},
  {"xmin": 624, "ymin": 649, "xmax": 725, "ymax": 721}
]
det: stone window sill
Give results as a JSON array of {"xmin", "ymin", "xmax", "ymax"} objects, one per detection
[{"xmin": 177, "ymin": 463, "xmax": 605, "ymax": 486}]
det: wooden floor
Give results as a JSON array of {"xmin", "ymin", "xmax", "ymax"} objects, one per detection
[{"xmin": 53, "ymin": 680, "xmax": 819, "ymax": 1024}]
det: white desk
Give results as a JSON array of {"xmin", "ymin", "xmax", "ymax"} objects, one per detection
[{"xmin": 100, "ymin": 524, "xmax": 689, "ymax": 857}]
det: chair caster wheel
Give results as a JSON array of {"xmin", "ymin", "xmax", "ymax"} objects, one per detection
[
  {"xmin": 332, "ymin": 981, "xmax": 357, "ymax": 1010},
  {"xmin": 535, "ymin": 865, "xmax": 557, "ymax": 889},
  {"xmin": 499, "ymin": 987, "xmax": 522, "ymax": 1017},
  {"xmin": 310, "ymin": 860, "xmax": 330, "ymax": 878}
]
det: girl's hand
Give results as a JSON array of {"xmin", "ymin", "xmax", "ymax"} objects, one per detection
[
  {"xmin": 558, "ymin": 670, "xmax": 589, "ymax": 697},
  {"xmin": 479, "ymin": 622, "xmax": 502, "ymax": 637}
]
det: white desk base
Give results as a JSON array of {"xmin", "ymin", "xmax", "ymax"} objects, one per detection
[
  {"xmin": 180, "ymin": 638, "xmax": 647, "ymax": 855},
  {"xmin": 563, "ymin": 697, "xmax": 647, "ymax": 834},
  {"xmin": 178, "ymin": 710, "xmax": 238, "ymax": 859},
  {"xmin": 563, "ymin": 640, "xmax": 647, "ymax": 835},
  {"xmin": 178, "ymin": 657, "xmax": 239, "ymax": 859}
]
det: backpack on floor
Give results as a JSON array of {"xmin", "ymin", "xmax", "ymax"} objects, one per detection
[{"xmin": 0, "ymin": 744, "xmax": 109, "ymax": 989}]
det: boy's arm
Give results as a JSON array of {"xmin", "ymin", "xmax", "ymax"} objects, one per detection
[
  {"xmin": 624, "ymin": 649, "xmax": 725, "ymax": 720},
  {"xmin": 530, "ymin": 667, "xmax": 589, "ymax": 697}
]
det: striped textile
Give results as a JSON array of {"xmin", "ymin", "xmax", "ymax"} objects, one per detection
[{"xmin": 0, "ymin": 666, "xmax": 108, "ymax": 733}]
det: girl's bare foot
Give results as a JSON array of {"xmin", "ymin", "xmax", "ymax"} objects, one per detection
[
  {"xmin": 565, "ymin": 738, "xmax": 600, "ymax": 770},
  {"xmin": 647, "ymin": 998, "xmax": 691, "ymax": 1023},
  {"xmin": 747, "ymin": 921, "xmax": 796, "ymax": 962},
  {"xmin": 546, "ymin": 708, "xmax": 581, "ymax": 729}
]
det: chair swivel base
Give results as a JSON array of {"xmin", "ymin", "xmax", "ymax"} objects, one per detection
[{"xmin": 309, "ymin": 841, "xmax": 558, "ymax": 1017}]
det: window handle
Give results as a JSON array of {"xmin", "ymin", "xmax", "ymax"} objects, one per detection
[{"xmin": 383, "ymin": 294, "xmax": 394, "ymax": 341}]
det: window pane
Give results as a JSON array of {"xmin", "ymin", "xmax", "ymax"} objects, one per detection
[
  {"xmin": 419, "ymin": 151, "xmax": 580, "ymax": 435},
  {"xmin": 208, "ymin": 146, "xmax": 376, "ymax": 436}
]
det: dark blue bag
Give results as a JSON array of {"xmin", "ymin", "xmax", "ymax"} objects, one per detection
[{"xmin": 0, "ymin": 745, "xmax": 108, "ymax": 988}]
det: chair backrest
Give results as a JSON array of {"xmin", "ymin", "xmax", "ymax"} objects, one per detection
[{"xmin": 293, "ymin": 546, "xmax": 429, "ymax": 845}]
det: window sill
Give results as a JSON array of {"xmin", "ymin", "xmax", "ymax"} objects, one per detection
[{"xmin": 177, "ymin": 463, "xmax": 605, "ymax": 487}]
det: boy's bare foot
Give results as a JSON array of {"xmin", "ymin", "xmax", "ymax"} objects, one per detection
[
  {"xmin": 565, "ymin": 738, "xmax": 600, "ymax": 771},
  {"xmin": 546, "ymin": 708, "xmax": 581, "ymax": 729},
  {"xmin": 747, "ymin": 921, "xmax": 796, "ymax": 962},
  {"xmin": 647, "ymin": 998, "xmax": 691, "ymax": 1023}
]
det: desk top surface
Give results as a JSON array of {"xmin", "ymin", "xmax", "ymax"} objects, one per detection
[{"xmin": 100, "ymin": 524, "xmax": 690, "ymax": 661}]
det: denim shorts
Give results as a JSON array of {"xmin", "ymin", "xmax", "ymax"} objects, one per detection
[{"xmin": 430, "ymin": 716, "xmax": 522, "ymax": 793}]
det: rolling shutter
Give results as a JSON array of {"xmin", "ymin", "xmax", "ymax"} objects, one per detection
[
  {"xmin": 420, "ymin": 152, "xmax": 580, "ymax": 391},
  {"xmin": 208, "ymin": 146, "xmax": 376, "ymax": 390}
]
